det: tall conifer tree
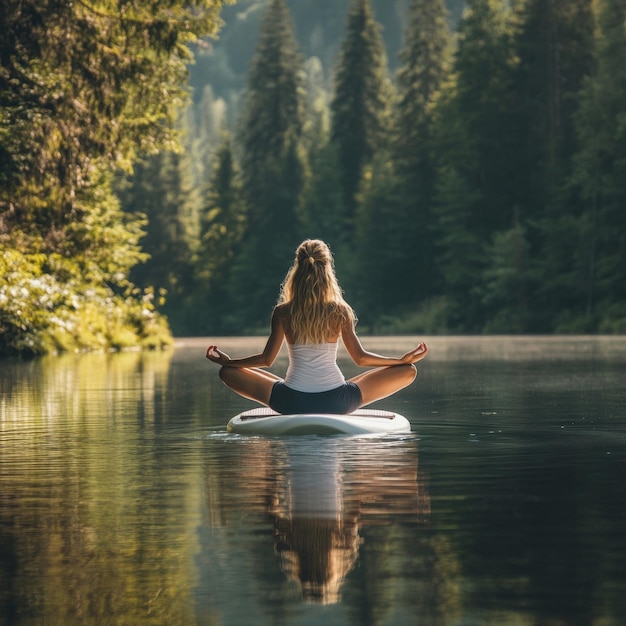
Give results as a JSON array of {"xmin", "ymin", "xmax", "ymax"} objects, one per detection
[
  {"xmin": 567, "ymin": 0, "xmax": 626, "ymax": 331},
  {"xmin": 452, "ymin": 0, "xmax": 516, "ymax": 236},
  {"xmin": 239, "ymin": 0, "xmax": 305, "ymax": 199},
  {"xmin": 509, "ymin": 0, "xmax": 595, "ymax": 331},
  {"xmin": 431, "ymin": 0, "xmax": 516, "ymax": 331},
  {"xmin": 124, "ymin": 153, "xmax": 194, "ymax": 310},
  {"xmin": 234, "ymin": 0, "xmax": 306, "ymax": 327},
  {"xmin": 393, "ymin": 0, "xmax": 452, "ymax": 303},
  {"xmin": 330, "ymin": 0, "xmax": 393, "ymax": 232},
  {"xmin": 300, "ymin": 140, "xmax": 347, "ymax": 252},
  {"xmin": 352, "ymin": 155, "xmax": 406, "ymax": 323},
  {"xmin": 195, "ymin": 136, "xmax": 245, "ymax": 333},
  {"xmin": 511, "ymin": 0, "xmax": 594, "ymax": 220}
]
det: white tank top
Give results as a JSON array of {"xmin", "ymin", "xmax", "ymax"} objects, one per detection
[{"xmin": 284, "ymin": 343, "xmax": 346, "ymax": 392}]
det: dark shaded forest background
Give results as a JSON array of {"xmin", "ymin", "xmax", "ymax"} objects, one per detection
[{"xmin": 2, "ymin": 0, "xmax": 625, "ymax": 355}]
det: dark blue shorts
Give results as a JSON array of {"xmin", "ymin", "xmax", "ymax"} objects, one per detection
[{"xmin": 269, "ymin": 382, "xmax": 362, "ymax": 415}]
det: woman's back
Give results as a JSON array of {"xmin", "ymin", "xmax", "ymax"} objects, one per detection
[{"xmin": 284, "ymin": 342, "xmax": 346, "ymax": 392}]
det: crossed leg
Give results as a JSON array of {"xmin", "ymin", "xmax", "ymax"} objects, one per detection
[
  {"xmin": 348, "ymin": 364, "xmax": 417, "ymax": 407},
  {"xmin": 217, "ymin": 363, "xmax": 417, "ymax": 410},
  {"xmin": 218, "ymin": 366, "xmax": 282, "ymax": 407}
]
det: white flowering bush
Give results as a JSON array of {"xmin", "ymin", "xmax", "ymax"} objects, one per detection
[{"xmin": 0, "ymin": 246, "xmax": 171, "ymax": 356}]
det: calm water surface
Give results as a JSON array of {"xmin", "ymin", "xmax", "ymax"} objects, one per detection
[{"xmin": 1, "ymin": 336, "xmax": 625, "ymax": 625}]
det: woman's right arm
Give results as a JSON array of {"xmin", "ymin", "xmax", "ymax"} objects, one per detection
[
  {"xmin": 341, "ymin": 319, "xmax": 428, "ymax": 367},
  {"xmin": 206, "ymin": 308, "xmax": 285, "ymax": 368}
]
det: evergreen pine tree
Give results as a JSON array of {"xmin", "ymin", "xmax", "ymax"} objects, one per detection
[
  {"xmin": 393, "ymin": 0, "xmax": 452, "ymax": 303},
  {"xmin": 239, "ymin": 0, "xmax": 305, "ymax": 196},
  {"xmin": 234, "ymin": 0, "xmax": 307, "ymax": 328},
  {"xmin": 126, "ymin": 153, "xmax": 194, "ymax": 313},
  {"xmin": 510, "ymin": 0, "xmax": 595, "ymax": 220},
  {"xmin": 195, "ymin": 136, "xmax": 246, "ymax": 333},
  {"xmin": 568, "ymin": 0, "xmax": 626, "ymax": 331},
  {"xmin": 432, "ymin": 162, "xmax": 484, "ymax": 332},
  {"xmin": 510, "ymin": 0, "xmax": 595, "ymax": 331},
  {"xmin": 431, "ymin": 0, "xmax": 516, "ymax": 331},
  {"xmin": 330, "ymin": 0, "xmax": 393, "ymax": 233},
  {"xmin": 299, "ymin": 139, "xmax": 348, "ymax": 254},
  {"xmin": 352, "ymin": 154, "xmax": 407, "ymax": 324},
  {"xmin": 452, "ymin": 0, "xmax": 517, "ymax": 237}
]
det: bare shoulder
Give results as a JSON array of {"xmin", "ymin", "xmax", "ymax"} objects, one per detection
[
  {"xmin": 273, "ymin": 303, "xmax": 290, "ymax": 319},
  {"xmin": 273, "ymin": 303, "xmax": 294, "ymax": 342},
  {"xmin": 272, "ymin": 303, "xmax": 291, "ymax": 330},
  {"xmin": 337, "ymin": 301, "xmax": 356, "ymax": 324}
]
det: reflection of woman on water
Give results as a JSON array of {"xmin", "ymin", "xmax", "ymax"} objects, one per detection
[
  {"xmin": 206, "ymin": 436, "xmax": 430, "ymax": 606},
  {"xmin": 206, "ymin": 239, "xmax": 428, "ymax": 414},
  {"xmin": 271, "ymin": 444, "xmax": 359, "ymax": 604},
  {"xmin": 266, "ymin": 438, "xmax": 430, "ymax": 604}
]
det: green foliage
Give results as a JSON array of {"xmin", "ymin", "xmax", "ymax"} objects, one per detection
[
  {"xmin": 1, "ymin": 0, "xmax": 228, "ymax": 225},
  {"xmin": 395, "ymin": 0, "xmax": 451, "ymax": 179},
  {"xmin": 448, "ymin": 0, "xmax": 518, "ymax": 236},
  {"xmin": 116, "ymin": 151, "xmax": 197, "ymax": 333},
  {"xmin": 393, "ymin": 0, "xmax": 452, "ymax": 302},
  {"xmin": 511, "ymin": 0, "xmax": 605, "ymax": 332},
  {"xmin": 0, "ymin": 0, "xmax": 229, "ymax": 354},
  {"xmin": 351, "ymin": 155, "xmax": 408, "ymax": 322},
  {"xmin": 231, "ymin": 0, "xmax": 307, "ymax": 329},
  {"xmin": 510, "ymin": 0, "xmax": 595, "ymax": 220},
  {"xmin": 569, "ymin": 0, "xmax": 626, "ymax": 324},
  {"xmin": 0, "ymin": 240, "xmax": 171, "ymax": 356},
  {"xmin": 481, "ymin": 219, "xmax": 532, "ymax": 333},
  {"xmin": 330, "ymin": 0, "xmax": 394, "ymax": 228},
  {"xmin": 432, "ymin": 164, "xmax": 484, "ymax": 331},
  {"xmin": 102, "ymin": 0, "xmax": 626, "ymax": 337},
  {"xmin": 115, "ymin": 104, "xmax": 217, "ymax": 336},
  {"xmin": 298, "ymin": 139, "xmax": 348, "ymax": 253},
  {"xmin": 0, "ymin": 175, "xmax": 173, "ymax": 356},
  {"xmin": 194, "ymin": 136, "xmax": 246, "ymax": 333},
  {"xmin": 229, "ymin": 140, "xmax": 306, "ymax": 330},
  {"xmin": 239, "ymin": 0, "xmax": 305, "ymax": 195},
  {"xmin": 367, "ymin": 297, "xmax": 452, "ymax": 335}
]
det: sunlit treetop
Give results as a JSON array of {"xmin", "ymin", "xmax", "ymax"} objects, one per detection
[{"xmin": 0, "ymin": 0, "xmax": 232, "ymax": 230}]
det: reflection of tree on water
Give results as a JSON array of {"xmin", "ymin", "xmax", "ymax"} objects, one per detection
[
  {"xmin": 0, "ymin": 350, "xmax": 204, "ymax": 626},
  {"xmin": 268, "ymin": 438, "xmax": 431, "ymax": 605}
]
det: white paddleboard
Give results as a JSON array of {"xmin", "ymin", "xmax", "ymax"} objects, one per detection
[{"xmin": 227, "ymin": 407, "xmax": 411, "ymax": 436}]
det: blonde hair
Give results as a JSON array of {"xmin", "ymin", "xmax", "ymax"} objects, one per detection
[
  {"xmin": 278, "ymin": 239, "xmax": 354, "ymax": 344},
  {"xmin": 274, "ymin": 517, "xmax": 360, "ymax": 605}
]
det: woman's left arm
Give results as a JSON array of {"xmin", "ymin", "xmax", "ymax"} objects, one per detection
[
  {"xmin": 341, "ymin": 319, "xmax": 428, "ymax": 367},
  {"xmin": 206, "ymin": 309, "xmax": 285, "ymax": 368}
]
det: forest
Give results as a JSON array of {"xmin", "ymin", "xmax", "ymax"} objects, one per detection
[{"xmin": 2, "ymin": 0, "xmax": 626, "ymax": 355}]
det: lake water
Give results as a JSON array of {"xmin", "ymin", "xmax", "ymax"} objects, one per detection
[{"xmin": 1, "ymin": 336, "xmax": 625, "ymax": 625}]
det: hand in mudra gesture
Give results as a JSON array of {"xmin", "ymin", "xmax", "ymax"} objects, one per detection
[
  {"xmin": 401, "ymin": 342, "xmax": 428, "ymax": 364},
  {"xmin": 206, "ymin": 345, "xmax": 231, "ymax": 366}
]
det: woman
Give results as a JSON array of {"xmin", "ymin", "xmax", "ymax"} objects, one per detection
[{"xmin": 206, "ymin": 239, "xmax": 428, "ymax": 414}]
